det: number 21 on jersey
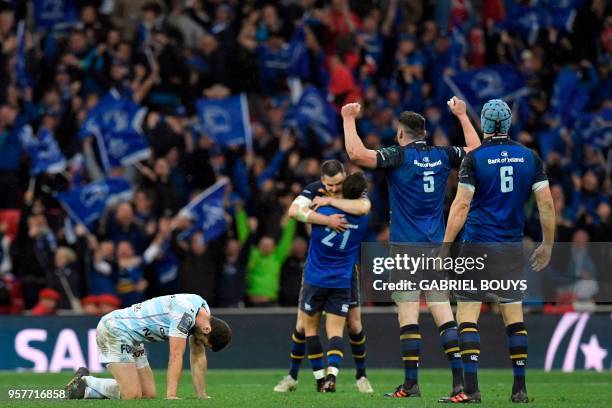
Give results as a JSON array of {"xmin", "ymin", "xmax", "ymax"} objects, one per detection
[{"xmin": 321, "ymin": 225, "xmax": 358, "ymax": 249}]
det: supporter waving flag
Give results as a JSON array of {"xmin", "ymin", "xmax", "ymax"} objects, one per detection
[
  {"xmin": 79, "ymin": 90, "xmax": 149, "ymax": 172},
  {"xmin": 57, "ymin": 178, "xmax": 133, "ymax": 230},
  {"xmin": 286, "ymin": 85, "xmax": 338, "ymax": 146},
  {"xmin": 196, "ymin": 94, "xmax": 252, "ymax": 148},
  {"xmin": 444, "ymin": 65, "xmax": 528, "ymax": 117},
  {"xmin": 178, "ymin": 178, "xmax": 229, "ymax": 243},
  {"xmin": 18, "ymin": 125, "xmax": 66, "ymax": 176}
]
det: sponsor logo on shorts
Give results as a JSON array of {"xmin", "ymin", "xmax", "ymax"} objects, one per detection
[
  {"xmin": 120, "ymin": 344, "xmax": 137, "ymax": 354},
  {"xmin": 304, "ymin": 303, "xmax": 312, "ymax": 311},
  {"xmin": 341, "ymin": 304, "xmax": 349, "ymax": 313}
]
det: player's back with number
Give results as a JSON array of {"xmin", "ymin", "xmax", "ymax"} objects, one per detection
[
  {"xmin": 460, "ymin": 137, "xmax": 548, "ymax": 242},
  {"xmin": 305, "ymin": 206, "xmax": 369, "ymax": 288},
  {"xmin": 378, "ymin": 142, "xmax": 465, "ymax": 243}
]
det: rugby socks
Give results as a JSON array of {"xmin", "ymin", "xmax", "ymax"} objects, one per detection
[
  {"xmin": 438, "ymin": 320, "xmax": 464, "ymax": 388},
  {"xmin": 306, "ymin": 336, "xmax": 326, "ymax": 380},
  {"xmin": 326, "ymin": 336, "xmax": 344, "ymax": 378},
  {"xmin": 459, "ymin": 322, "xmax": 480, "ymax": 394},
  {"xmin": 349, "ymin": 330, "xmax": 367, "ymax": 379},
  {"xmin": 288, "ymin": 330, "xmax": 306, "ymax": 380},
  {"xmin": 506, "ymin": 322, "xmax": 528, "ymax": 393},
  {"xmin": 83, "ymin": 376, "xmax": 120, "ymax": 399},
  {"xmin": 400, "ymin": 324, "xmax": 421, "ymax": 387}
]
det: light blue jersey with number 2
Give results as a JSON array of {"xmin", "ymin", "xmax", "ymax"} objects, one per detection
[
  {"xmin": 105, "ymin": 294, "xmax": 209, "ymax": 343},
  {"xmin": 304, "ymin": 206, "xmax": 369, "ymax": 288}
]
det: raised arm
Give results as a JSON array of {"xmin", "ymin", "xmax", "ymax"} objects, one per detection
[
  {"xmin": 274, "ymin": 217, "xmax": 297, "ymax": 262},
  {"xmin": 342, "ymin": 103, "xmax": 378, "ymax": 168},
  {"xmin": 448, "ymin": 96, "xmax": 481, "ymax": 152}
]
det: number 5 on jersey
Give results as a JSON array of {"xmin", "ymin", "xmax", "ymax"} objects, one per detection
[{"xmin": 423, "ymin": 171, "xmax": 435, "ymax": 193}]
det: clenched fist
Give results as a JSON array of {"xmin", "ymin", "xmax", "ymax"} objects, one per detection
[
  {"xmin": 341, "ymin": 102, "xmax": 361, "ymax": 119},
  {"xmin": 447, "ymin": 96, "xmax": 467, "ymax": 117}
]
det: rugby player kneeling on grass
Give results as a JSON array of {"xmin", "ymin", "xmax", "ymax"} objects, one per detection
[{"xmin": 65, "ymin": 294, "xmax": 231, "ymax": 400}]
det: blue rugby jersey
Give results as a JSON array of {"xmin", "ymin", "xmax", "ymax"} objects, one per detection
[
  {"xmin": 376, "ymin": 140, "xmax": 466, "ymax": 243},
  {"xmin": 304, "ymin": 206, "xmax": 369, "ymax": 288},
  {"xmin": 458, "ymin": 136, "xmax": 548, "ymax": 242}
]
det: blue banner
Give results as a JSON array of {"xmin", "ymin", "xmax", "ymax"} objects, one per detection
[
  {"xmin": 178, "ymin": 178, "xmax": 228, "ymax": 243},
  {"xmin": 0, "ymin": 312, "xmax": 610, "ymax": 371},
  {"xmin": 287, "ymin": 25, "xmax": 309, "ymax": 79},
  {"xmin": 33, "ymin": 0, "xmax": 78, "ymax": 30},
  {"xmin": 574, "ymin": 108, "xmax": 612, "ymax": 148},
  {"xmin": 99, "ymin": 129, "xmax": 151, "ymax": 168},
  {"xmin": 80, "ymin": 90, "xmax": 149, "ymax": 171},
  {"xmin": 19, "ymin": 125, "xmax": 66, "ymax": 176},
  {"xmin": 497, "ymin": 0, "xmax": 583, "ymax": 43},
  {"xmin": 196, "ymin": 94, "xmax": 252, "ymax": 148},
  {"xmin": 57, "ymin": 178, "xmax": 133, "ymax": 229},
  {"xmin": 444, "ymin": 64, "xmax": 529, "ymax": 115},
  {"xmin": 15, "ymin": 21, "xmax": 31, "ymax": 87},
  {"xmin": 286, "ymin": 85, "xmax": 338, "ymax": 145}
]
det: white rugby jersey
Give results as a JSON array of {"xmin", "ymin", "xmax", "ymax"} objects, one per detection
[{"xmin": 105, "ymin": 294, "xmax": 209, "ymax": 343}]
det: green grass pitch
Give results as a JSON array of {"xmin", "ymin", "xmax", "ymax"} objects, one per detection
[{"xmin": 1, "ymin": 369, "xmax": 611, "ymax": 407}]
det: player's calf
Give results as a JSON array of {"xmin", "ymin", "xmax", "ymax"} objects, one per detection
[
  {"xmin": 506, "ymin": 322, "xmax": 528, "ymax": 398},
  {"xmin": 306, "ymin": 335, "xmax": 326, "ymax": 391}
]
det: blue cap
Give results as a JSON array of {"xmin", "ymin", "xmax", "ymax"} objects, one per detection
[{"xmin": 480, "ymin": 99, "xmax": 512, "ymax": 135}]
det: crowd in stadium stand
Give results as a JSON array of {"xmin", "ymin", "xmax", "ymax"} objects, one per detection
[{"xmin": 0, "ymin": 0, "xmax": 609, "ymax": 314}]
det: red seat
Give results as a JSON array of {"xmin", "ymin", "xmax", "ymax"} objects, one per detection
[{"xmin": 0, "ymin": 209, "xmax": 21, "ymax": 241}]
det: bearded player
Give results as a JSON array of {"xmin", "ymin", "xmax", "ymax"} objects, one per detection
[{"xmin": 342, "ymin": 98, "xmax": 480, "ymax": 399}]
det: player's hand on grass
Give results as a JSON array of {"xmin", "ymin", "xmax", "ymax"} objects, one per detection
[
  {"xmin": 447, "ymin": 96, "xmax": 467, "ymax": 117},
  {"xmin": 341, "ymin": 102, "xmax": 361, "ymax": 119},
  {"xmin": 312, "ymin": 196, "xmax": 332, "ymax": 209},
  {"xmin": 530, "ymin": 243, "xmax": 552, "ymax": 272},
  {"xmin": 326, "ymin": 213, "xmax": 348, "ymax": 232}
]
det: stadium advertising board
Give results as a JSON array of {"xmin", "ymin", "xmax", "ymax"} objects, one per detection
[{"xmin": 1, "ymin": 312, "xmax": 609, "ymax": 373}]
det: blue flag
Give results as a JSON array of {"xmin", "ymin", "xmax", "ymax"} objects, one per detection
[
  {"xmin": 196, "ymin": 94, "xmax": 252, "ymax": 148},
  {"xmin": 574, "ymin": 108, "xmax": 612, "ymax": 149},
  {"xmin": 19, "ymin": 125, "xmax": 66, "ymax": 176},
  {"xmin": 178, "ymin": 178, "xmax": 229, "ymax": 243},
  {"xmin": 497, "ymin": 0, "xmax": 583, "ymax": 44},
  {"xmin": 287, "ymin": 25, "xmax": 310, "ymax": 79},
  {"xmin": 15, "ymin": 21, "xmax": 32, "ymax": 88},
  {"xmin": 444, "ymin": 64, "xmax": 529, "ymax": 115},
  {"xmin": 286, "ymin": 85, "xmax": 338, "ymax": 145},
  {"xmin": 33, "ymin": 0, "xmax": 78, "ymax": 30},
  {"xmin": 80, "ymin": 90, "xmax": 149, "ymax": 172},
  {"xmin": 57, "ymin": 178, "xmax": 133, "ymax": 229}
]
